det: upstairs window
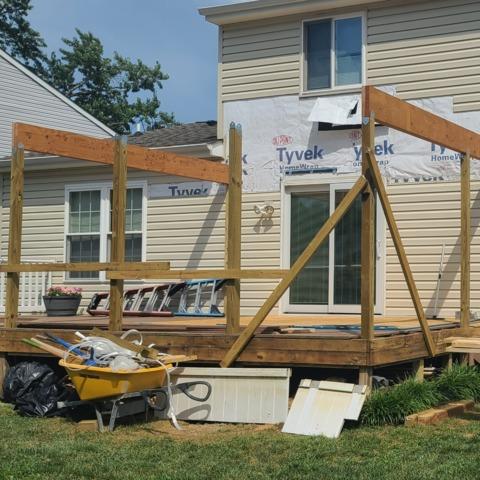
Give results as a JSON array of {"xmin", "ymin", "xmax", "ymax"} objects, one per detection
[{"xmin": 304, "ymin": 15, "xmax": 363, "ymax": 92}]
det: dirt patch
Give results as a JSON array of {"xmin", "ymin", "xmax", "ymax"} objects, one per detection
[{"xmin": 114, "ymin": 419, "xmax": 280, "ymax": 442}]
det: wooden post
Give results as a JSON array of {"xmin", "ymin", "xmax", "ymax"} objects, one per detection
[
  {"xmin": 5, "ymin": 143, "xmax": 24, "ymax": 328},
  {"xmin": 460, "ymin": 152, "xmax": 471, "ymax": 329},
  {"xmin": 224, "ymin": 123, "xmax": 242, "ymax": 334},
  {"xmin": 109, "ymin": 136, "xmax": 127, "ymax": 331},
  {"xmin": 358, "ymin": 367, "xmax": 373, "ymax": 389},
  {"xmin": 361, "ymin": 113, "xmax": 375, "ymax": 342},
  {"xmin": 221, "ymin": 176, "xmax": 367, "ymax": 368},
  {"xmin": 413, "ymin": 359, "xmax": 425, "ymax": 382},
  {"xmin": 0, "ymin": 355, "xmax": 8, "ymax": 397}
]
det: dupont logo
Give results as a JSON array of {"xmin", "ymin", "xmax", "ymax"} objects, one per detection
[{"xmin": 272, "ymin": 135, "xmax": 293, "ymax": 146}]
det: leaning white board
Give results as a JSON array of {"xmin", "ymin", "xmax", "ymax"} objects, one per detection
[
  {"xmin": 157, "ymin": 367, "xmax": 291, "ymax": 424},
  {"xmin": 282, "ymin": 380, "xmax": 368, "ymax": 438}
]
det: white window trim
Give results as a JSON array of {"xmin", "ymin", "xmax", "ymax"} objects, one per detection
[
  {"xmin": 280, "ymin": 174, "xmax": 386, "ymax": 315},
  {"xmin": 300, "ymin": 12, "xmax": 367, "ymax": 96},
  {"xmin": 64, "ymin": 180, "xmax": 147, "ymax": 283}
]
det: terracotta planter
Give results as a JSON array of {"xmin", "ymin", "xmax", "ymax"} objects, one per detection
[{"xmin": 43, "ymin": 295, "xmax": 81, "ymax": 316}]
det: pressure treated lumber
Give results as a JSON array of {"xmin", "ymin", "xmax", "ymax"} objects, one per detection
[
  {"xmin": 225, "ymin": 123, "xmax": 242, "ymax": 334},
  {"xmin": 107, "ymin": 269, "xmax": 287, "ymax": 280},
  {"xmin": 365, "ymin": 149, "xmax": 436, "ymax": 356},
  {"xmin": 363, "ymin": 86, "xmax": 480, "ymax": 159},
  {"xmin": 0, "ymin": 261, "xmax": 170, "ymax": 272},
  {"xmin": 220, "ymin": 175, "xmax": 368, "ymax": 368},
  {"xmin": 109, "ymin": 136, "xmax": 127, "ymax": 331},
  {"xmin": 14, "ymin": 123, "xmax": 230, "ymax": 184},
  {"xmin": 5, "ymin": 143, "xmax": 24, "ymax": 328},
  {"xmin": 461, "ymin": 152, "xmax": 471, "ymax": 329},
  {"xmin": 361, "ymin": 113, "xmax": 375, "ymax": 342}
]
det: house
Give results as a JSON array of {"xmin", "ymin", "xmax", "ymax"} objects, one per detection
[
  {"xmin": 0, "ymin": 0, "xmax": 478, "ymax": 323},
  {"xmin": 199, "ymin": 0, "xmax": 480, "ymax": 319}
]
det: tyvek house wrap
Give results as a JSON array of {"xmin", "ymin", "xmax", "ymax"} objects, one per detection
[{"xmin": 223, "ymin": 90, "xmax": 480, "ymax": 193}]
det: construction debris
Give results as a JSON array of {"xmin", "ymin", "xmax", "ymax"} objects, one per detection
[{"xmin": 282, "ymin": 380, "xmax": 368, "ymax": 438}]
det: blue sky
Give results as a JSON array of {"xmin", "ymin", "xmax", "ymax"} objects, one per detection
[{"xmin": 29, "ymin": 1, "xmax": 240, "ymax": 123}]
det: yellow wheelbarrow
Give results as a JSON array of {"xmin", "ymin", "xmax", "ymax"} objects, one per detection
[
  {"xmin": 59, "ymin": 360, "xmax": 212, "ymax": 432},
  {"xmin": 59, "ymin": 359, "xmax": 171, "ymax": 401}
]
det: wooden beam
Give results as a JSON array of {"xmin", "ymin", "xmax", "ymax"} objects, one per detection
[
  {"xmin": 109, "ymin": 136, "xmax": 127, "ymax": 331},
  {"xmin": 363, "ymin": 86, "xmax": 480, "ymax": 159},
  {"xmin": 365, "ymin": 149, "xmax": 436, "ymax": 356},
  {"xmin": 224, "ymin": 123, "xmax": 242, "ymax": 334},
  {"xmin": 0, "ymin": 261, "xmax": 170, "ymax": 272},
  {"xmin": 107, "ymin": 269, "xmax": 288, "ymax": 280},
  {"xmin": 220, "ymin": 175, "xmax": 368, "ymax": 368},
  {"xmin": 5, "ymin": 143, "xmax": 24, "ymax": 328},
  {"xmin": 361, "ymin": 113, "xmax": 375, "ymax": 342},
  {"xmin": 14, "ymin": 123, "xmax": 230, "ymax": 184},
  {"xmin": 461, "ymin": 152, "xmax": 471, "ymax": 329}
]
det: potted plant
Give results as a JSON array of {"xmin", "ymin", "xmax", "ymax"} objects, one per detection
[{"xmin": 43, "ymin": 286, "xmax": 82, "ymax": 317}]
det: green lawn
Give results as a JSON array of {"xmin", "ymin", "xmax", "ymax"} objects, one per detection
[{"xmin": 1, "ymin": 402, "xmax": 480, "ymax": 480}]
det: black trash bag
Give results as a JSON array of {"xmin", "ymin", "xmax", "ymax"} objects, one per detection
[{"xmin": 3, "ymin": 361, "xmax": 68, "ymax": 417}]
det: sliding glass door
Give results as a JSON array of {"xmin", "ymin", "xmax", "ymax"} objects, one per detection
[{"xmin": 285, "ymin": 182, "xmax": 384, "ymax": 314}]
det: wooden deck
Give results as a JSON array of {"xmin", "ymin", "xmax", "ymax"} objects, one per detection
[{"xmin": 0, "ymin": 314, "xmax": 476, "ymax": 369}]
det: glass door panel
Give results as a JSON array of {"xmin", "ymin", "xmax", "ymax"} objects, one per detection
[
  {"xmin": 333, "ymin": 190, "xmax": 362, "ymax": 305},
  {"xmin": 289, "ymin": 192, "xmax": 330, "ymax": 305}
]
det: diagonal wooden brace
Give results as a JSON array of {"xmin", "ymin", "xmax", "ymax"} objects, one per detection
[
  {"xmin": 220, "ymin": 175, "xmax": 368, "ymax": 368},
  {"xmin": 365, "ymin": 149, "xmax": 436, "ymax": 356}
]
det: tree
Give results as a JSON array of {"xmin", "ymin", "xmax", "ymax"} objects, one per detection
[
  {"xmin": 0, "ymin": 0, "xmax": 47, "ymax": 73},
  {"xmin": 45, "ymin": 29, "xmax": 175, "ymax": 133}
]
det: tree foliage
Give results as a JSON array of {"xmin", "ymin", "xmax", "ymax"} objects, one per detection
[
  {"xmin": 0, "ymin": 1, "xmax": 174, "ymax": 133},
  {"xmin": 0, "ymin": 0, "xmax": 47, "ymax": 73},
  {"xmin": 45, "ymin": 30, "xmax": 174, "ymax": 133}
]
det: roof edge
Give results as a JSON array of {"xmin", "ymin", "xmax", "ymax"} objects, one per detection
[
  {"xmin": 200, "ymin": 0, "xmax": 393, "ymax": 25},
  {"xmin": 0, "ymin": 49, "xmax": 115, "ymax": 137}
]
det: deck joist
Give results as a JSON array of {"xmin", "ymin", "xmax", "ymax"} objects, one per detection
[{"xmin": 0, "ymin": 315, "xmax": 474, "ymax": 368}]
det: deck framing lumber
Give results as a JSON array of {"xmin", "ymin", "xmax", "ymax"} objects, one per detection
[
  {"xmin": 224, "ymin": 123, "xmax": 242, "ymax": 334},
  {"xmin": 220, "ymin": 175, "xmax": 368, "ymax": 367},
  {"xmin": 363, "ymin": 86, "xmax": 480, "ymax": 158},
  {"xmin": 5, "ymin": 142, "xmax": 24, "ymax": 328},
  {"xmin": 14, "ymin": 122, "xmax": 230, "ymax": 184},
  {"xmin": 461, "ymin": 152, "xmax": 471, "ymax": 329},
  {"xmin": 365, "ymin": 149, "xmax": 436, "ymax": 356},
  {"xmin": 0, "ymin": 261, "xmax": 171, "ymax": 272},
  {"xmin": 109, "ymin": 136, "xmax": 127, "ymax": 331},
  {"xmin": 360, "ymin": 113, "xmax": 375, "ymax": 343}
]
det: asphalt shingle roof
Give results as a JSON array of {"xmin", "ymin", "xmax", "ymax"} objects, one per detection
[{"xmin": 128, "ymin": 121, "xmax": 218, "ymax": 148}]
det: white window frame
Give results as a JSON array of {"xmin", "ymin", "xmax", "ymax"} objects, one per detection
[
  {"xmin": 64, "ymin": 180, "xmax": 147, "ymax": 282},
  {"xmin": 301, "ymin": 12, "xmax": 367, "ymax": 96},
  {"xmin": 280, "ymin": 174, "xmax": 386, "ymax": 314}
]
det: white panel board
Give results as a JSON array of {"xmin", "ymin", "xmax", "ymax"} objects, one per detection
[
  {"xmin": 157, "ymin": 367, "xmax": 291, "ymax": 424},
  {"xmin": 282, "ymin": 380, "xmax": 367, "ymax": 438}
]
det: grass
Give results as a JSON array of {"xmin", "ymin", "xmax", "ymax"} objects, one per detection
[
  {"xmin": 1, "ymin": 402, "xmax": 480, "ymax": 480},
  {"xmin": 361, "ymin": 364, "xmax": 480, "ymax": 426}
]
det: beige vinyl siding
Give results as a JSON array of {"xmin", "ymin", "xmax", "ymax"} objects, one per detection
[
  {"xmin": 221, "ymin": 20, "xmax": 301, "ymax": 102},
  {"xmin": 1, "ymin": 168, "xmax": 281, "ymax": 316},
  {"xmin": 0, "ymin": 54, "xmax": 111, "ymax": 157},
  {"xmin": 368, "ymin": 0, "xmax": 480, "ymax": 112},
  {"xmin": 385, "ymin": 180, "xmax": 480, "ymax": 319},
  {"xmin": 219, "ymin": 0, "xmax": 480, "ymax": 112}
]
